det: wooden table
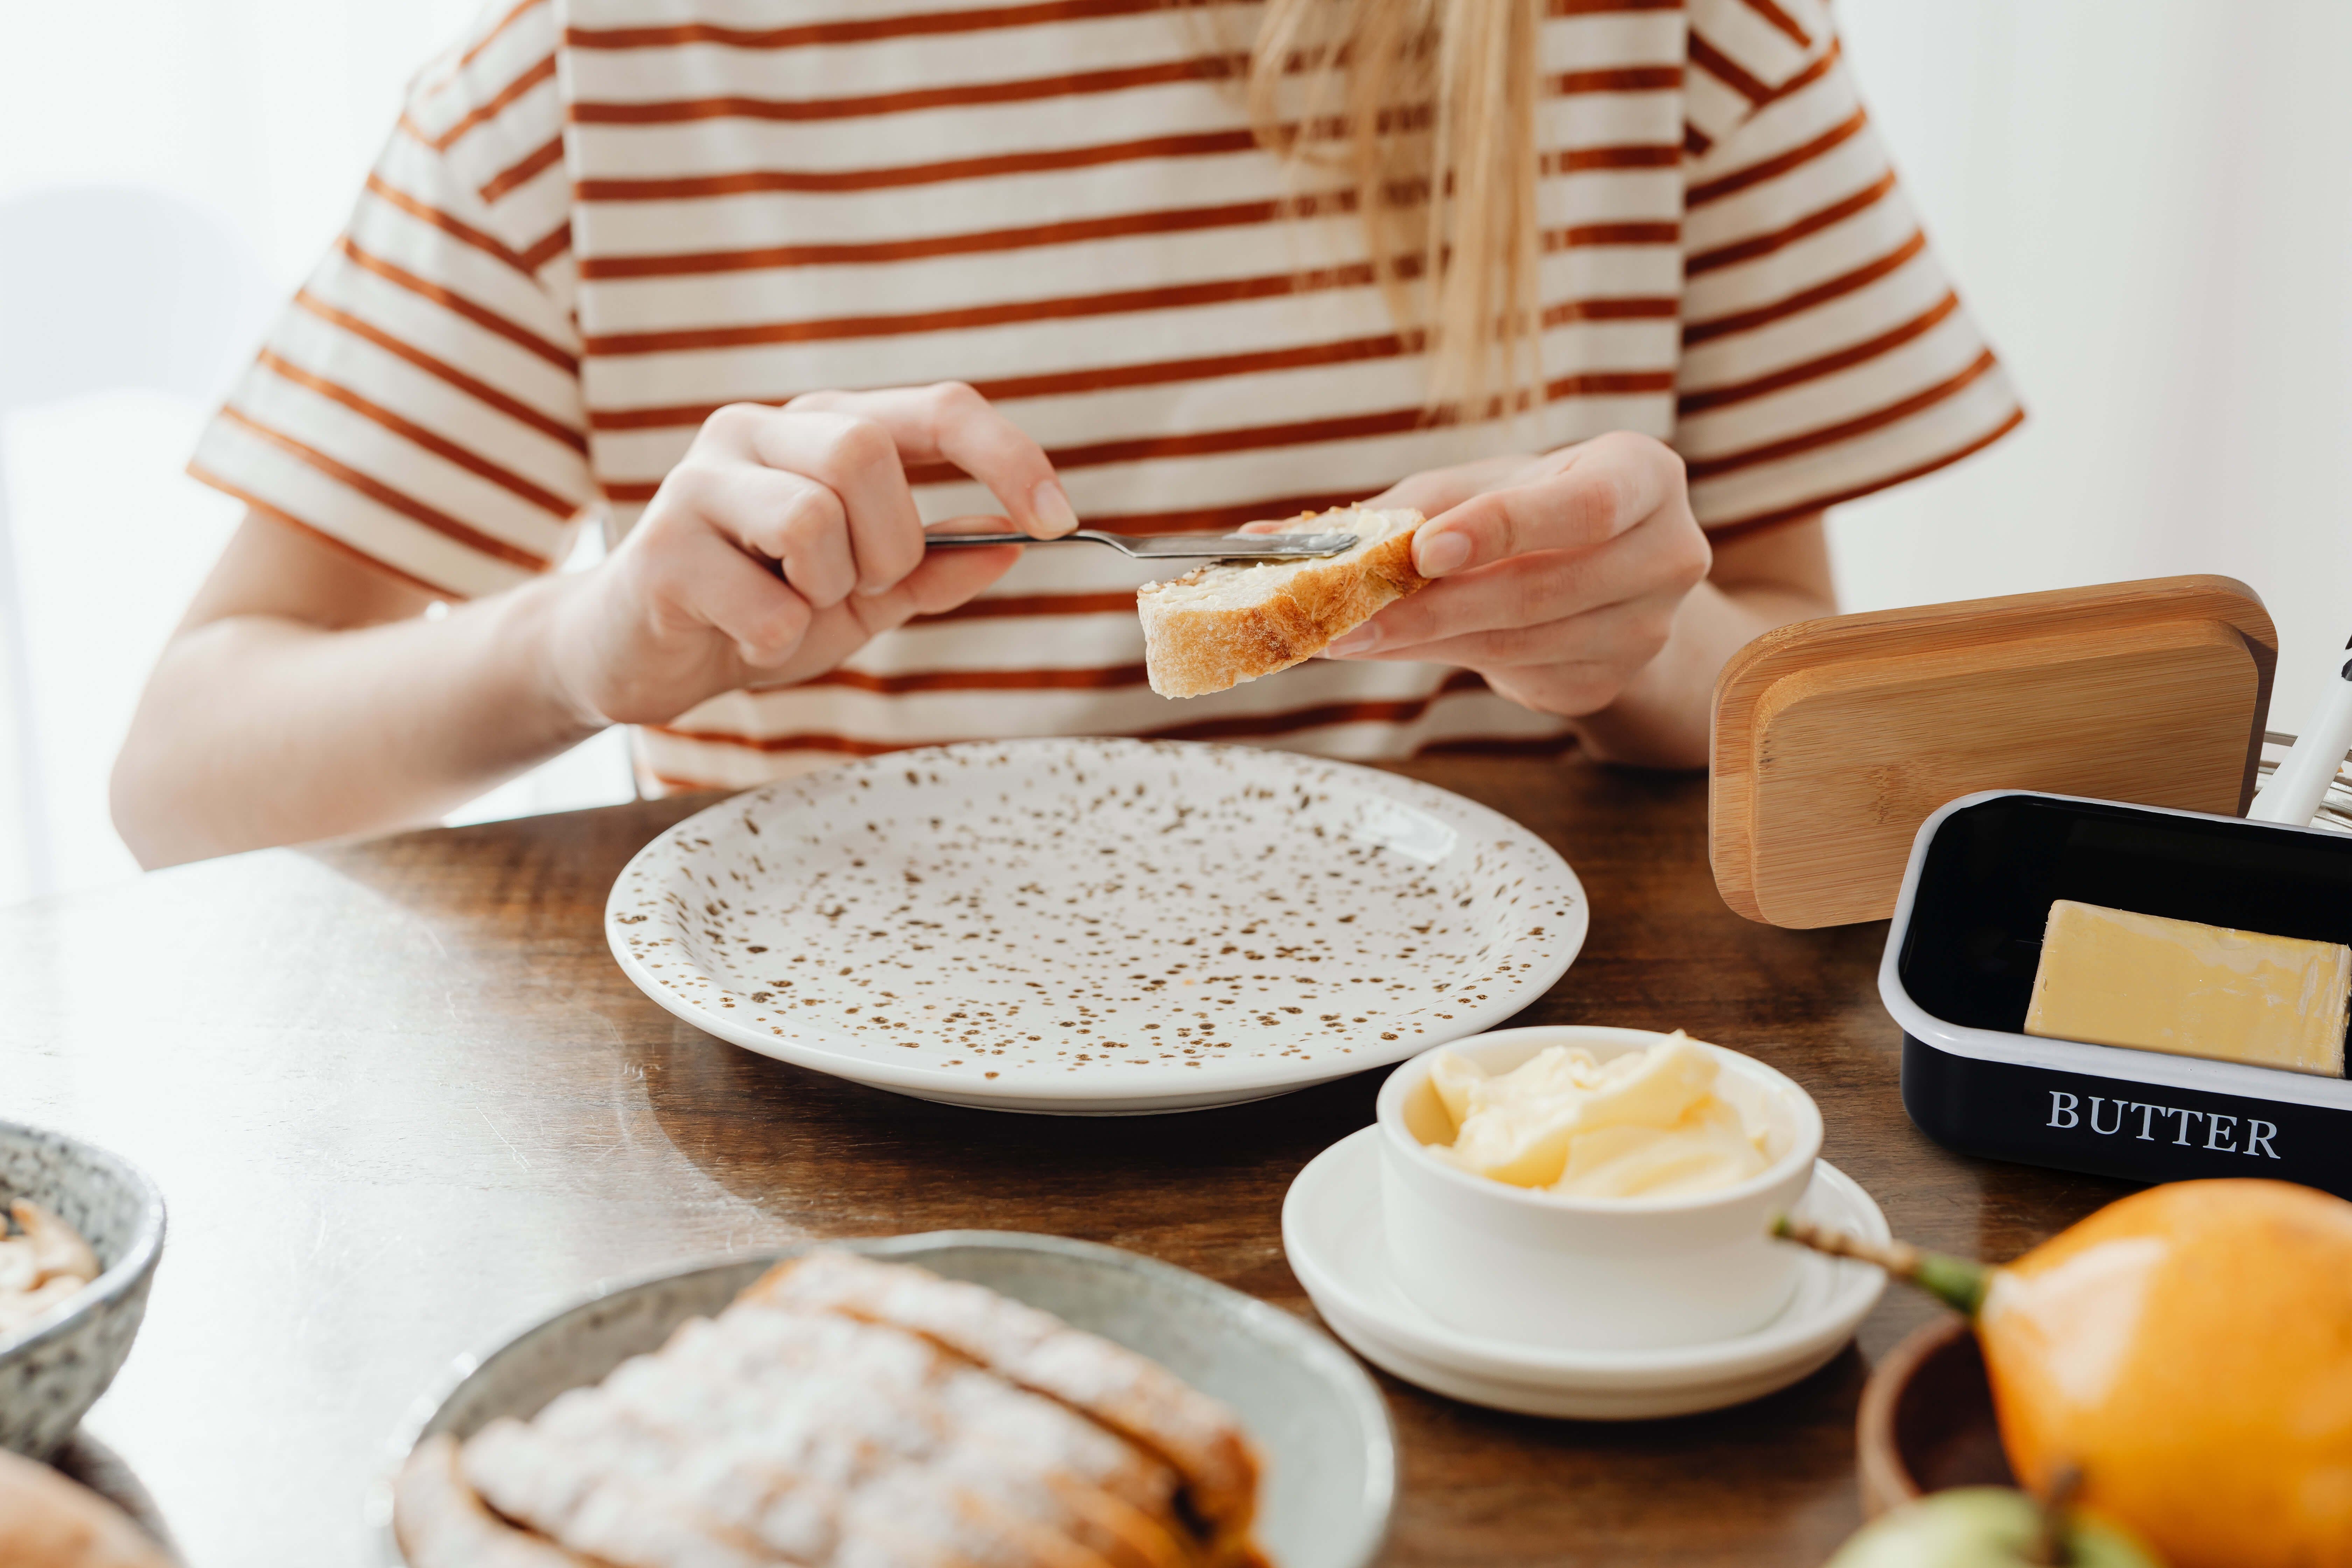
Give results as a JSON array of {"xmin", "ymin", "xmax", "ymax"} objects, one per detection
[{"xmin": 2, "ymin": 757, "xmax": 2134, "ymax": 1567}]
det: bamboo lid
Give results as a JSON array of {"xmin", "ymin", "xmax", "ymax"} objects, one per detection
[{"xmin": 1708, "ymin": 576, "xmax": 2278, "ymax": 929}]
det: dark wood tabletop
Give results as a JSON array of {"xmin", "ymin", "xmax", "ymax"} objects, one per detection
[{"xmin": 1, "ymin": 755, "xmax": 2135, "ymax": 1568}]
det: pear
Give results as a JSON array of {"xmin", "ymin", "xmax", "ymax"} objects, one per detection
[
  {"xmin": 1780, "ymin": 1179, "xmax": 2352, "ymax": 1568},
  {"xmin": 1826, "ymin": 1488, "xmax": 2162, "ymax": 1568}
]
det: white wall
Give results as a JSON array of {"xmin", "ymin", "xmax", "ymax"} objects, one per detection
[
  {"xmin": 1832, "ymin": 0, "xmax": 2352, "ymax": 732},
  {"xmin": 0, "ymin": 0, "xmax": 632, "ymax": 904},
  {"xmin": 0, "ymin": 0, "xmax": 482, "ymax": 288}
]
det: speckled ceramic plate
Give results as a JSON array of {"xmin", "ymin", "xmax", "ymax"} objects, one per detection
[
  {"xmin": 373, "ymin": 1232, "xmax": 1395, "ymax": 1568},
  {"xmin": 607, "ymin": 737, "xmax": 1586, "ymax": 1113}
]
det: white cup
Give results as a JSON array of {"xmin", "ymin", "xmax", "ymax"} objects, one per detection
[{"xmin": 1375, "ymin": 1026, "xmax": 1823, "ymax": 1351}]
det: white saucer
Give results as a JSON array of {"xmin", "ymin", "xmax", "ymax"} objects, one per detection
[{"xmin": 1281, "ymin": 1127, "xmax": 1889, "ymax": 1419}]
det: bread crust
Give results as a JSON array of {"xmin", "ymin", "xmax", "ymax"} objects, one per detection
[
  {"xmin": 394, "ymin": 1435, "xmax": 603, "ymax": 1568},
  {"xmin": 0, "ymin": 1450, "xmax": 175, "ymax": 1568},
  {"xmin": 1137, "ymin": 509, "xmax": 1427, "ymax": 699},
  {"xmin": 748, "ymin": 1251, "xmax": 1262, "ymax": 1547}
]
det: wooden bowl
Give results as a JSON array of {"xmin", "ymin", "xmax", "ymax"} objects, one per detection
[{"xmin": 1857, "ymin": 1314, "xmax": 2018, "ymax": 1516}]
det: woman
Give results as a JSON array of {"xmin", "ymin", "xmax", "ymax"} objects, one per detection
[{"xmin": 112, "ymin": 0, "xmax": 2020, "ymax": 866}]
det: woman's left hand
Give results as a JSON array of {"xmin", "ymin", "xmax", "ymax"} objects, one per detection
[{"xmin": 1323, "ymin": 432, "xmax": 1714, "ymax": 719}]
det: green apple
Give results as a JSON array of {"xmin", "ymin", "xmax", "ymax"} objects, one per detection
[{"xmin": 1827, "ymin": 1489, "xmax": 2165, "ymax": 1568}]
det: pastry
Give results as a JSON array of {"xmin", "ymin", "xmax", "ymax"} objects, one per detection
[{"xmin": 394, "ymin": 1253, "xmax": 1269, "ymax": 1568}]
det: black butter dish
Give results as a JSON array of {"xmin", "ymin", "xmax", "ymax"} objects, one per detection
[{"xmin": 1882, "ymin": 790, "xmax": 2352, "ymax": 1197}]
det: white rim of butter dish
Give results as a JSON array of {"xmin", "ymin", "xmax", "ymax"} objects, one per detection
[
  {"xmin": 1374, "ymin": 1026, "xmax": 1825, "ymax": 1213},
  {"xmin": 1881, "ymin": 789, "xmax": 2352, "ymax": 1114}
]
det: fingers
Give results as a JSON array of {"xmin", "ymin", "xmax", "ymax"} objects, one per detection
[
  {"xmin": 656, "ymin": 518, "xmax": 814, "ymax": 667},
  {"xmin": 788, "ymin": 382, "xmax": 1078, "ymax": 540},
  {"xmin": 1338, "ymin": 594, "xmax": 1679, "ymax": 684},
  {"xmin": 886, "ymin": 514, "xmax": 1028, "ymax": 616},
  {"xmin": 1409, "ymin": 432, "xmax": 1685, "ymax": 580},
  {"xmin": 692, "ymin": 388, "xmax": 1065, "ymax": 605},
  {"xmin": 722, "ymin": 406, "xmax": 928, "ymax": 595},
  {"xmin": 685, "ymin": 463, "xmax": 858, "ymax": 609},
  {"xmin": 844, "ymin": 513, "xmax": 1025, "ymax": 630},
  {"xmin": 738, "ymin": 517, "xmax": 1022, "ymax": 691},
  {"xmin": 588, "ymin": 388, "xmax": 1061, "ymax": 720},
  {"xmin": 1336, "ymin": 506, "xmax": 1708, "ymax": 658},
  {"xmin": 1238, "ymin": 454, "xmax": 1543, "ymax": 536}
]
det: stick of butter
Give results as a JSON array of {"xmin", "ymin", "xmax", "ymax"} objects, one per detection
[{"xmin": 2023, "ymin": 899, "xmax": 2351, "ymax": 1077}]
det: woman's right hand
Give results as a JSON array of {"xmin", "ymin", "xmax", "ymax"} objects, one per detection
[{"xmin": 541, "ymin": 382, "xmax": 1078, "ymax": 727}]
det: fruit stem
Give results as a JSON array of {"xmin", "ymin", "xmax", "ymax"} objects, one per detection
[
  {"xmin": 2023, "ymin": 1464, "xmax": 2084, "ymax": 1566},
  {"xmin": 1769, "ymin": 1216, "xmax": 1993, "ymax": 1316}
]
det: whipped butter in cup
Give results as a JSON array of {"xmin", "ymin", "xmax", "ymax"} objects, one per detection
[
  {"xmin": 1376, "ymin": 1026, "xmax": 1823, "ymax": 1351},
  {"xmin": 1428, "ymin": 1031, "xmax": 1770, "ymax": 1199}
]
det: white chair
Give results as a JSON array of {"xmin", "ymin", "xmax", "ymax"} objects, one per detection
[{"xmin": 0, "ymin": 183, "xmax": 275, "ymax": 899}]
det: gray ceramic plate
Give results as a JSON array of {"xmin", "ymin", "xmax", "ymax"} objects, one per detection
[{"xmin": 373, "ymin": 1231, "xmax": 1394, "ymax": 1568}]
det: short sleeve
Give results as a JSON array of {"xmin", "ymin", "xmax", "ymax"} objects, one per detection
[
  {"xmin": 188, "ymin": 0, "xmax": 594, "ymax": 597},
  {"xmin": 1673, "ymin": 0, "xmax": 2023, "ymax": 536}
]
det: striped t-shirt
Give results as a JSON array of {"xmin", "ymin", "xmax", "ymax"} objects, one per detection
[{"xmin": 190, "ymin": 0, "xmax": 2023, "ymax": 794}]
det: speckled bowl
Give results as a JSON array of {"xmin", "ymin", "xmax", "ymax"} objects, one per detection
[
  {"xmin": 374, "ymin": 1232, "xmax": 1395, "ymax": 1568},
  {"xmin": 0, "ymin": 1123, "xmax": 166, "ymax": 1458}
]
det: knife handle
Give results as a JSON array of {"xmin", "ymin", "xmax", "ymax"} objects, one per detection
[{"xmin": 922, "ymin": 533, "xmax": 1039, "ymax": 548}]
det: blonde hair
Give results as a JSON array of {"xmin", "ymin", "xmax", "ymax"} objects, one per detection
[{"xmin": 1236, "ymin": 0, "xmax": 1545, "ymax": 420}]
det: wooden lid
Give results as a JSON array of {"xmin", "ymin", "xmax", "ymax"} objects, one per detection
[{"xmin": 1709, "ymin": 576, "xmax": 2277, "ymax": 929}]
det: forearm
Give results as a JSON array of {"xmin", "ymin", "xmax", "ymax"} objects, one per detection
[
  {"xmin": 111, "ymin": 575, "xmax": 601, "ymax": 868},
  {"xmin": 1566, "ymin": 542, "xmax": 1836, "ymax": 771}
]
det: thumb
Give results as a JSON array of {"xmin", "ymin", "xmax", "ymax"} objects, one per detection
[{"xmin": 860, "ymin": 513, "xmax": 1023, "ymax": 627}]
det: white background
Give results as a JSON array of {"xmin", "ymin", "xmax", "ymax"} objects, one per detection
[
  {"xmin": 1828, "ymin": 1, "xmax": 2352, "ymax": 742},
  {"xmin": 0, "ymin": 0, "xmax": 626, "ymax": 908},
  {"xmin": 2, "ymin": 0, "xmax": 2348, "ymax": 907}
]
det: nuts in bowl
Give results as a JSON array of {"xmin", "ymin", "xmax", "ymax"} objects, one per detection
[{"xmin": 0, "ymin": 1122, "xmax": 166, "ymax": 1459}]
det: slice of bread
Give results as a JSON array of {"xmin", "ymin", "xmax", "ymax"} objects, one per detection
[
  {"xmin": 0, "ymin": 1449, "xmax": 175, "ymax": 1568},
  {"xmin": 1136, "ymin": 507, "xmax": 1427, "ymax": 699}
]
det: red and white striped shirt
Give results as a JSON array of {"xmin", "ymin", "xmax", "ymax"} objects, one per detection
[{"xmin": 190, "ymin": 0, "xmax": 2022, "ymax": 794}]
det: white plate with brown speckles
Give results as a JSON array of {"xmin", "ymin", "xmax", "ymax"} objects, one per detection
[{"xmin": 606, "ymin": 737, "xmax": 1587, "ymax": 1114}]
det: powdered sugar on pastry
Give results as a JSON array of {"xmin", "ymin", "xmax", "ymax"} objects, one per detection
[
  {"xmin": 749, "ymin": 1252, "xmax": 1260, "ymax": 1544},
  {"xmin": 1136, "ymin": 508, "xmax": 1426, "ymax": 699},
  {"xmin": 393, "ymin": 1434, "xmax": 598, "ymax": 1568},
  {"xmin": 465, "ymin": 1312, "xmax": 1180, "ymax": 1566},
  {"xmin": 399, "ymin": 1253, "xmax": 1268, "ymax": 1568}
]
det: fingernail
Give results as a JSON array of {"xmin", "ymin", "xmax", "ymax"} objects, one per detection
[
  {"xmin": 857, "ymin": 582, "xmax": 891, "ymax": 598},
  {"xmin": 1417, "ymin": 531, "xmax": 1471, "ymax": 577},
  {"xmin": 1327, "ymin": 624, "xmax": 1379, "ymax": 656},
  {"xmin": 1031, "ymin": 479, "xmax": 1080, "ymax": 537}
]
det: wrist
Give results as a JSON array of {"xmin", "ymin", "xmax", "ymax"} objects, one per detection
[
  {"xmin": 1569, "ymin": 574, "xmax": 1834, "ymax": 767},
  {"xmin": 500, "ymin": 569, "xmax": 614, "ymax": 740},
  {"xmin": 1562, "ymin": 582, "xmax": 1730, "ymax": 769}
]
